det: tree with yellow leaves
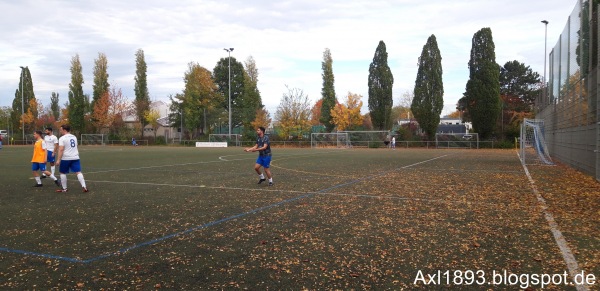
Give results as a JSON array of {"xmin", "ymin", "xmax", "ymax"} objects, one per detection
[
  {"xmin": 330, "ymin": 92, "xmax": 364, "ymax": 131},
  {"xmin": 251, "ymin": 107, "xmax": 271, "ymax": 131},
  {"xmin": 144, "ymin": 109, "xmax": 161, "ymax": 139}
]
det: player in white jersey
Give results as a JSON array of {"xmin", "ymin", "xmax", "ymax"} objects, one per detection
[
  {"xmin": 41, "ymin": 127, "xmax": 59, "ymax": 179},
  {"xmin": 55, "ymin": 124, "xmax": 88, "ymax": 193}
]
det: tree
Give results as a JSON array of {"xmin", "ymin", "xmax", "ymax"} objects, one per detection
[
  {"xmin": 464, "ymin": 28, "xmax": 500, "ymax": 139},
  {"xmin": 68, "ymin": 54, "xmax": 86, "ymax": 134},
  {"xmin": 275, "ymin": 86, "xmax": 312, "ymax": 139},
  {"xmin": 240, "ymin": 56, "xmax": 264, "ymax": 137},
  {"xmin": 330, "ymin": 92, "xmax": 364, "ymax": 131},
  {"xmin": 144, "ymin": 109, "xmax": 161, "ymax": 139},
  {"xmin": 445, "ymin": 111, "xmax": 461, "ymax": 118},
  {"xmin": 89, "ymin": 87, "xmax": 129, "ymax": 134},
  {"xmin": 320, "ymin": 48, "xmax": 337, "ymax": 131},
  {"xmin": 134, "ymin": 49, "xmax": 150, "ymax": 136},
  {"xmin": 11, "ymin": 66, "xmax": 35, "ymax": 137},
  {"xmin": 368, "ymin": 41, "xmax": 394, "ymax": 130},
  {"xmin": 91, "ymin": 91, "xmax": 111, "ymax": 132},
  {"xmin": 412, "ymin": 34, "xmax": 444, "ymax": 140},
  {"xmin": 310, "ymin": 99, "xmax": 323, "ymax": 126},
  {"xmin": 50, "ymin": 92, "xmax": 60, "ymax": 120},
  {"xmin": 92, "ymin": 52, "xmax": 110, "ymax": 110},
  {"xmin": 184, "ymin": 62, "xmax": 220, "ymax": 137},
  {"xmin": 499, "ymin": 60, "xmax": 541, "ymax": 112},
  {"xmin": 213, "ymin": 57, "xmax": 245, "ymax": 130},
  {"xmin": 251, "ymin": 107, "xmax": 272, "ymax": 131}
]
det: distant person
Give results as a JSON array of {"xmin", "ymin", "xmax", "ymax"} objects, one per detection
[
  {"xmin": 391, "ymin": 136, "xmax": 396, "ymax": 149},
  {"xmin": 244, "ymin": 126, "xmax": 273, "ymax": 186},
  {"xmin": 41, "ymin": 127, "xmax": 59, "ymax": 179},
  {"xmin": 31, "ymin": 130, "xmax": 60, "ymax": 188},
  {"xmin": 55, "ymin": 124, "xmax": 88, "ymax": 193},
  {"xmin": 132, "ymin": 137, "xmax": 138, "ymax": 146},
  {"xmin": 0, "ymin": 133, "xmax": 3, "ymax": 149}
]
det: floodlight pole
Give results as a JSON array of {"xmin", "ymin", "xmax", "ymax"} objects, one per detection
[
  {"xmin": 224, "ymin": 48, "xmax": 234, "ymax": 136},
  {"xmin": 542, "ymin": 20, "xmax": 548, "ymax": 106},
  {"xmin": 19, "ymin": 66, "xmax": 25, "ymax": 141}
]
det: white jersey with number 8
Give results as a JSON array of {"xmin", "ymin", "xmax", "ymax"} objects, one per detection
[{"xmin": 58, "ymin": 133, "xmax": 80, "ymax": 160}]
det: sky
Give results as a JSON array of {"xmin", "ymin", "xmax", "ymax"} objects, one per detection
[{"xmin": 0, "ymin": 0, "xmax": 578, "ymax": 118}]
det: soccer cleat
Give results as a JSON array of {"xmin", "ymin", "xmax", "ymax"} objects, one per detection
[
  {"xmin": 268, "ymin": 182, "xmax": 274, "ymax": 186},
  {"xmin": 54, "ymin": 179, "xmax": 61, "ymax": 187},
  {"xmin": 258, "ymin": 178, "xmax": 266, "ymax": 184},
  {"xmin": 33, "ymin": 184, "xmax": 43, "ymax": 187},
  {"xmin": 83, "ymin": 187, "xmax": 89, "ymax": 193},
  {"xmin": 56, "ymin": 188, "xmax": 68, "ymax": 193},
  {"xmin": 40, "ymin": 175, "xmax": 47, "ymax": 179}
]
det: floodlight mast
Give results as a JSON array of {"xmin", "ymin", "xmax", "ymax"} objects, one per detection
[
  {"xmin": 224, "ymin": 48, "xmax": 234, "ymax": 136},
  {"xmin": 541, "ymin": 20, "xmax": 548, "ymax": 106}
]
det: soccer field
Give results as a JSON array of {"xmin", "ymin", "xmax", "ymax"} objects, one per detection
[{"xmin": 0, "ymin": 146, "xmax": 598, "ymax": 289}]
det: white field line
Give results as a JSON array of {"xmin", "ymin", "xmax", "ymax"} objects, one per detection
[{"xmin": 518, "ymin": 152, "xmax": 588, "ymax": 291}]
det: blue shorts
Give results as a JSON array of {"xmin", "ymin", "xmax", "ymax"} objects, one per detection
[
  {"xmin": 46, "ymin": 150, "xmax": 55, "ymax": 163},
  {"xmin": 256, "ymin": 155, "xmax": 272, "ymax": 168},
  {"xmin": 59, "ymin": 160, "xmax": 82, "ymax": 174},
  {"xmin": 32, "ymin": 163, "xmax": 47, "ymax": 171}
]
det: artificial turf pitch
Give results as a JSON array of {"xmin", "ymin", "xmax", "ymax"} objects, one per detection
[{"xmin": 0, "ymin": 146, "xmax": 598, "ymax": 289}]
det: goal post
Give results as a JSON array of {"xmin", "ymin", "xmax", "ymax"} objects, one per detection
[
  {"xmin": 520, "ymin": 119, "xmax": 554, "ymax": 165},
  {"xmin": 209, "ymin": 134, "xmax": 242, "ymax": 146},
  {"xmin": 80, "ymin": 134, "xmax": 106, "ymax": 146},
  {"xmin": 435, "ymin": 133, "xmax": 479, "ymax": 149},
  {"xmin": 311, "ymin": 132, "xmax": 350, "ymax": 148}
]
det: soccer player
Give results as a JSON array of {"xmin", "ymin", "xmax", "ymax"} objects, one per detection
[
  {"xmin": 244, "ymin": 126, "xmax": 273, "ymax": 186},
  {"xmin": 55, "ymin": 124, "xmax": 88, "ymax": 193},
  {"xmin": 31, "ymin": 130, "xmax": 60, "ymax": 187},
  {"xmin": 41, "ymin": 127, "xmax": 59, "ymax": 179},
  {"xmin": 391, "ymin": 136, "xmax": 396, "ymax": 149}
]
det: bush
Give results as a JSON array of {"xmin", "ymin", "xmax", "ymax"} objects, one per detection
[{"xmin": 154, "ymin": 136, "xmax": 167, "ymax": 145}]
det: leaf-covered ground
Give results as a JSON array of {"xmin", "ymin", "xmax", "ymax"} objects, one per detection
[{"xmin": 0, "ymin": 146, "xmax": 597, "ymax": 289}]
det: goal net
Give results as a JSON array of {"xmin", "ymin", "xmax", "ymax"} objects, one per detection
[
  {"xmin": 311, "ymin": 132, "xmax": 350, "ymax": 148},
  {"xmin": 338, "ymin": 130, "xmax": 391, "ymax": 148},
  {"xmin": 209, "ymin": 134, "xmax": 242, "ymax": 146},
  {"xmin": 520, "ymin": 119, "xmax": 554, "ymax": 165},
  {"xmin": 80, "ymin": 134, "xmax": 106, "ymax": 146},
  {"xmin": 435, "ymin": 133, "xmax": 479, "ymax": 149}
]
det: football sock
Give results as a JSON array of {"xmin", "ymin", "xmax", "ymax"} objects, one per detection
[
  {"xmin": 269, "ymin": 178, "xmax": 273, "ymax": 183},
  {"xmin": 51, "ymin": 166, "xmax": 55, "ymax": 175},
  {"xmin": 35, "ymin": 177, "xmax": 41, "ymax": 184},
  {"xmin": 77, "ymin": 173, "xmax": 86, "ymax": 188},
  {"xmin": 259, "ymin": 173, "xmax": 265, "ymax": 179},
  {"xmin": 60, "ymin": 174, "xmax": 67, "ymax": 189},
  {"xmin": 49, "ymin": 174, "xmax": 57, "ymax": 181}
]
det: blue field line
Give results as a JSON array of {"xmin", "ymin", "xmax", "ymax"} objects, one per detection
[
  {"xmin": 1, "ymin": 154, "xmax": 448, "ymax": 264},
  {"xmin": 0, "ymin": 247, "xmax": 84, "ymax": 263}
]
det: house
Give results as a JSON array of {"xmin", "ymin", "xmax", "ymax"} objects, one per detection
[{"xmin": 122, "ymin": 100, "xmax": 179, "ymax": 140}]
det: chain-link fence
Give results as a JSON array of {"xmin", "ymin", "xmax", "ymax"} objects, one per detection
[{"xmin": 536, "ymin": 0, "xmax": 600, "ymax": 180}]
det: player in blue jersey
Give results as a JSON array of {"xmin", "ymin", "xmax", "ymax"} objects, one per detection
[{"xmin": 244, "ymin": 126, "xmax": 273, "ymax": 186}]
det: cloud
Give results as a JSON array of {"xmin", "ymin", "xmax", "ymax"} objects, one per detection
[{"xmin": 0, "ymin": 0, "xmax": 579, "ymax": 121}]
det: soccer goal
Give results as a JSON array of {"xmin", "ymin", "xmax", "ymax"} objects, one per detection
[
  {"xmin": 80, "ymin": 134, "xmax": 106, "ymax": 146},
  {"xmin": 435, "ymin": 133, "xmax": 479, "ymax": 149},
  {"xmin": 338, "ymin": 130, "xmax": 391, "ymax": 148},
  {"xmin": 311, "ymin": 132, "xmax": 350, "ymax": 148},
  {"xmin": 520, "ymin": 119, "xmax": 554, "ymax": 165},
  {"xmin": 209, "ymin": 134, "xmax": 242, "ymax": 146}
]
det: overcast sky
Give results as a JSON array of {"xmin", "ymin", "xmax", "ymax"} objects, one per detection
[{"xmin": 0, "ymin": 0, "xmax": 578, "ymax": 117}]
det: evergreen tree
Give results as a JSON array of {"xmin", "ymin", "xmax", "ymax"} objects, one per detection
[
  {"xmin": 50, "ymin": 92, "xmax": 60, "ymax": 120},
  {"xmin": 134, "ymin": 49, "xmax": 150, "ymax": 136},
  {"xmin": 320, "ymin": 48, "xmax": 337, "ymax": 131},
  {"xmin": 368, "ymin": 41, "xmax": 394, "ymax": 130},
  {"xmin": 11, "ymin": 66, "xmax": 35, "ymax": 137},
  {"xmin": 499, "ymin": 60, "xmax": 541, "ymax": 112},
  {"xmin": 92, "ymin": 52, "xmax": 110, "ymax": 110},
  {"xmin": 464, "ymin": 28, "xmax": 500, "ymax": 139},
  {"xmin": 68, "ymin": 54, "xmax": 86, "ymax": 134},
  {"xmin": 412, "ymin": 34, "xmax": 444, "ymax": 140}
]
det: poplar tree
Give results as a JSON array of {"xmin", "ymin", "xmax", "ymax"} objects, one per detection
[
  {"xmin": 50, "ymin": 92, "xmax": 60, "ymax": 120},
  {"xmin": 68, "ymin": 54, "xmax": 86, "ymax": 134},
  {"xmin": 11, "ymin": 66, "xmax": 35, "ymax": 136},
  {"xmin": 464, "ymin": 28, "xmax": 500, "ymax": 139},
  {"xmin": 134, "ymin": 49, "xmax": 150, "ymax": 136},
  {"xmin": 368, "ymin": 41, "xmax": 394, "ymax": 130},
  {"xmin": 92, "ymin": 52, "xmax": 110, "ymax": 109},
  {"xmin": 412, "ymin": 34, "xmax": 444, "ymax": 139},
  {"xmin": 320, "ymin": 48, "xmax": 337, "ymax": 131}
]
